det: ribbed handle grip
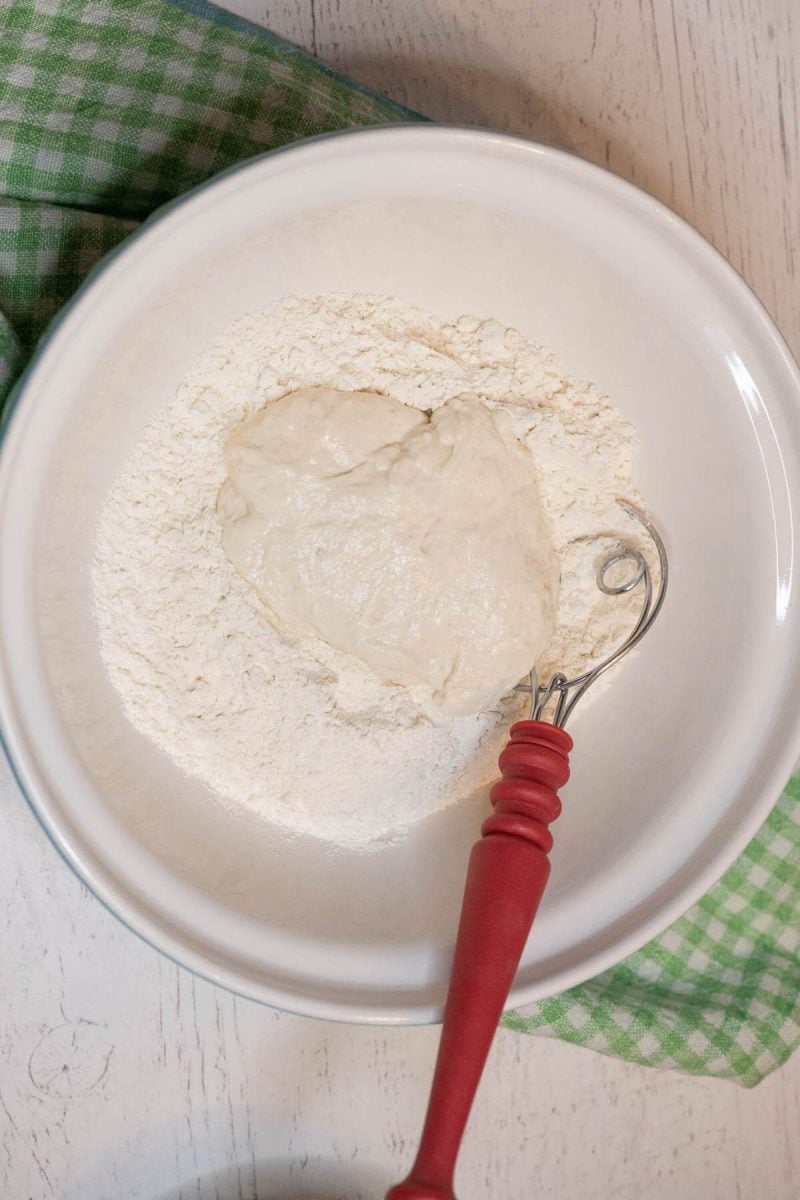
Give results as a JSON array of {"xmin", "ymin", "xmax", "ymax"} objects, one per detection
[{"xmin": 386, "ymin": 721, "xmax": 572, "ymax": 1200}]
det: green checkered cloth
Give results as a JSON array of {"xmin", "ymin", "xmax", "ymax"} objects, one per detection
[
  {"xmin": 504, "ymin": 776, "xmax": 800, "ymax": 1086},
  {"xmin": 1, "ymin": 0, "xmax": 798, "ymax": 1088}
]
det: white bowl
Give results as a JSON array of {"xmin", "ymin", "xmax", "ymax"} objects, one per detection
[{"xmin": 2, "ymin": 127, "xmax": 800, "ymax": 1023}]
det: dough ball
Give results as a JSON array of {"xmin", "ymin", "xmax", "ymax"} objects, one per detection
[{"xmin": 218, "ymin": 387, "xmax": 559, "ymax": 718}]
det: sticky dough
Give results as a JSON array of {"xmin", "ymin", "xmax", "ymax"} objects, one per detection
[{"xmin": 218, "ymin": 387, "xmax": 559, "ymax": 718}]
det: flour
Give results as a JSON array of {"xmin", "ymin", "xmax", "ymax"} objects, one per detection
[{"xmin": 92, "ymin": 294, "xmax": 644, "ymax": 849}]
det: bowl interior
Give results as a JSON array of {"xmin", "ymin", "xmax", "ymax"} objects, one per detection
[{"xmin": 2, "ymin": 128, "xmax": 800, "ymax": 1021}]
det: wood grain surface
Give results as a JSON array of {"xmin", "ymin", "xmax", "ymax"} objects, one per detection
[{"xmin": 2, "ymin": 2, "xmax": 799, "ymax": 1197}]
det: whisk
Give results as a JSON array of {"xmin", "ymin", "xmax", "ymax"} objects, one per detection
[{"xmin": 386, "ymin": 503, "xmax": 668, "ymax": 1200}]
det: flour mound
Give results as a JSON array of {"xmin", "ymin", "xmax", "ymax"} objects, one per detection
[{"xmin": 92, "ymin": 294, "xmax": 642, "ymax": 849}]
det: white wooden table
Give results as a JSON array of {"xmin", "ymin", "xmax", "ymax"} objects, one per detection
[{"xmin": 3, "ymin": 2, "xmax": 799, "ymax": 1197}]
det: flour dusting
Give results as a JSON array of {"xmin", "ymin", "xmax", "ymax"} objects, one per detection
[{"xmin": 92, "ymin": 294, "xmax": 644, "ymax": 848}]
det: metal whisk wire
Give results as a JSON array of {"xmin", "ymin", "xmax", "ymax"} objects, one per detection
[{"xmin": 515, "ymin": 502, "xmax": 668, "ymax": 728}]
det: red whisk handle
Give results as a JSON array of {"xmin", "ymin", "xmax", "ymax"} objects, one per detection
[{"xmin": 386, "ymin": 720, "xmax": 572, "ymax": 1200}]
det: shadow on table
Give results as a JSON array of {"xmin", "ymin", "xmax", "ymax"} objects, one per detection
[
  {"xmin": 334, "ymin": 51, "xmax": 574, "ymax": 146},
  {"xmin": 157, "ymin": 1155, "xmax": 388, "ymax": 1200}
]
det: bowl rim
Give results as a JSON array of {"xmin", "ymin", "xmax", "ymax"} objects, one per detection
[{"xmin": 2, "ymin": 122, "xmax": 800, "ymax": 1025}]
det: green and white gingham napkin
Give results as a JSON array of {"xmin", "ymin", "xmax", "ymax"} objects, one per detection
[{"xmin": 1, "ymin": 0, "xmax": 798, "ymax": 1088}]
